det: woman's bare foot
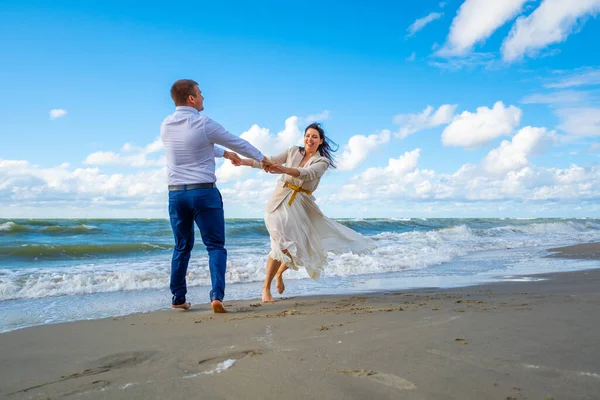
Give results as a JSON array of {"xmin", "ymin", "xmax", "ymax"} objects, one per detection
[
  {"xmin": 211, "ymin": 300, "xmax": 228, "ymax": 313},
  {"xmin": 275, "ymin": 273, "xmax": 285, "ymax": 294},
  {"xmin": 262, "ymin": 287, "xmax": 277, "ymax": 303}
]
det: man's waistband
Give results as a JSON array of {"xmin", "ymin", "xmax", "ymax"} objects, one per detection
[{"xmin": 168, "ymin": 183, "xmax": 216, "ymax": 191}]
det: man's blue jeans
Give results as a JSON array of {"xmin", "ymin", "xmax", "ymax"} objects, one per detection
[{"xmin": 168, "ymin": 187, "xmax": 227, "ymax": 303}]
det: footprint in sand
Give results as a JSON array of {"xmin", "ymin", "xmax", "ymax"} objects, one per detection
[
  {"xmin": 60, "ymin": 379, "xmax": 111, "ymax": 397},
  {"xmin": 338, "ymin": 369, "xmax": 416, "ymax": 390},
  {"xmin": 84, "ymin": 351, "xmax": 156, "ymax": 371},
  {"xmin": 197, "ymin": 349, "xmax": 262, "ymax": 366},
  {"xmin": 6, "ymin": 351, "xmax": 157, "ymax": 396}
]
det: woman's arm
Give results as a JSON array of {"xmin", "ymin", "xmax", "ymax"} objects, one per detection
[
  {"xmin": 268, "ymin": 159, "xmax": 330, "ymax": 180},
  {"xmin": 247, "ymin": 148, "xmax": 289, "ymax": 168}
]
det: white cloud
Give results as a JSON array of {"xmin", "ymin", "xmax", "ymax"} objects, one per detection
[
  {"xmin": 122, "ymin": 143, "xmax": 136, "ymax": 152},
  {"xmin": 216, "ymin": 158, "xmax": 251, "ymax": 183},
  {"xmin": 545, "ymin": 68, "xmax": 600, "ymax": 88},
  {"xmin": 483, "ymin": 126, "xmax": 555, "ymax": 175},
  {"xmin": 437, "ymin": 0, "xmax": 528, "ymax": 56},
  {"xmin": 440, "ymin": 1, "xmax": 448, "ymax": 8},
  {"xmin": 0, "ymin": 158, "xmax": 168, "ymax": 212},
  {"xmin": 331, "ymin": 147, "xmax": 600, "ymax": 207},
  {"xmin": 239, "ymin": 116, "xmax": 302, "ymax": 156},
  {"xmin": 305, "ymin": 110, "xmax": 330, "ymax": 123},
  {"xmin": 556, "ymin": 108, "xmax": 600, "ymax": 136},
  {"xmin": 83, "ymin": 137, "xmax": 165, "ymax": 167},
  {"xmin": 350, "ymin": 149, "xmax": 421, "ymax": 188},
  {"xmin": 337, "ymin": 130, "xmax": 391, "ymax": 171},
  {"xmin": 521, "ymin": 90, "xmax": 588, "ymax": 104},
  {"xmin": 215, "ymin": 116, "xmax": 303, "ymax": 182},
  {"xmin": 394, "ymin": 104, "xmax": 457, "ymax": 138},
  {"xmin": 84, "ymin": 151, "xmax": 122, "ymax": 165},
  {"xmin": 5, "ymin": 110, "xmax": 600, "ymax": 217},
  {"xmin": 3, "ymin": 140, "xmax": 600, "ymax": 218},
  {"xmin": 428, "ymin": 52, "xmax": 496, "ymax": 71},
  {"xmin": 144, "ymin": 138, "xmax": 163, "ymax": 153},
  {"xmin": 590, "ymin": 143, "xmax": 600, "ymax": 153},
  {"xmin": 49, "ymin": 109, "xmax": 67, "ymax": 119},
  {"xmin": 502, "ymin": 0, "xmax": 600, "ymax": 62},
  {"xmin": 406, "ymin": 12, "xmax": 444, "ymax": 37},
  {"xmin": 407, "ymin": 52, "xmax": 416, "ymax": 62},
  {"xmin": 219, "ymin": 177, "xmax": 277, "ymax": 206},
  {"xmin": 441, "ymin": 101, "xmax": 522, "ymax": 148}
]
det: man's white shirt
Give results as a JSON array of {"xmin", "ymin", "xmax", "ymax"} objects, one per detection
[{"xmin": 161, "ymin": 106, "xmax": 264, "ymax": 185}]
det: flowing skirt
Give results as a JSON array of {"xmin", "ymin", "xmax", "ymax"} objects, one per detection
[{"xmin": 265, "ymin": 194, "xmax": 375, "ymax": 279}]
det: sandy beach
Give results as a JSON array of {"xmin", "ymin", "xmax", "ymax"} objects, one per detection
[{"xmin": 1, "ymin": 243, "xmax": 599, "ymax": 400}]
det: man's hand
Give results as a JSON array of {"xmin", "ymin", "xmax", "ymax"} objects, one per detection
[
  {"xmin": 224, "ymin": 151, "xmax": 242, "ymax": 166},
  {"xmin": 261, "ymin": 157, "xmax": 273, "ymax": 170}
]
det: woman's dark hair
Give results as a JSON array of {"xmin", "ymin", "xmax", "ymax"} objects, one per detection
[{"xmin": 300, "ymin": 122, "xmax": 338, "ymax": 169}]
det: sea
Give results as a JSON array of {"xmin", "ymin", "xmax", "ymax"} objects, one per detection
[{"xmin": 1, "ymin": 218, "xmax": 599, "ymax": 332}]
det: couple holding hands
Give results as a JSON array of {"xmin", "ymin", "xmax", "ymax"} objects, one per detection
[{"xmin": 161, "ymin": 79, "xmax": 373, "ymax": 312}]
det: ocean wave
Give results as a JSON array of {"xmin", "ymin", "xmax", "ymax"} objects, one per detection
[
  {"xmin": 0, "ymin": 264, "xmax": 173, "ymax": 300},
  {"xmin": 0, "ymin": 222, "xmax": 30, "ymax": 234},
  {"xmin": 1, "ymin": 219, "xmax": 599, "ymax": 301},
  {"xmin": 226, "ymin": 223, "xmax": 269, "ymax": 236},
  {"xmin": 0, "ymin": 243, "xmax": 172, "ymax": 260},
  {"xmin": 0, "ymin": 257, "xmax": 259, "ymax": 300},
  {"xmin": 41, "ymin": 225, "xmax": 100, "ymax": 235},
  {"xmin": 15, "ymin": 220, "xmax": 60, "ymax": 227},
  {"xmin": 484, "ymin": 221, "xmax": 599, "ymax": 237}
]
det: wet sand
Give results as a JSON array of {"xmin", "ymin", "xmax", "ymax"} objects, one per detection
[
  {"xmin": 547, "ymin": 242, "xmax": 600, "ymax": 260},
  {"xmin": 1, "ymin": 243, "xmax": 599, "ymax": 399}
]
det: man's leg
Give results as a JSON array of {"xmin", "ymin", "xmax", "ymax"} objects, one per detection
[
  {"xmin": 193, "ymin": 188, "xmax": 227, "ymax": 312},
  {"xmin": 169, "ymin": 191, "xmax": 194, "ymax": 309}
]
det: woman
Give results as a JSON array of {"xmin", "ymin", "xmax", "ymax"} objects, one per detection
[{"xmin": 234, "ymin": 123, "xmax": 374, "ymax": 302}]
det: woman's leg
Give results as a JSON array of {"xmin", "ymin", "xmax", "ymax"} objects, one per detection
[
  {"xmin": 262, "ymin": 257, "xmax": 281, "ymax": 302},
  {"xmin": 275, "ymin": 264, "xmax": 289, "ymax": 294},
  {"xmin": 275, "ymin": 250, "xmax": 292, "ymax": 294}
]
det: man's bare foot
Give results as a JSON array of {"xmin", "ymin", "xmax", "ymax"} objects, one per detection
[
  {"xmin": 172, "ymin": 302, "xmax": 191, "ymax": 310},
  {"xmin": 211, "ymin": 300, "xmax": 228, "ymax": 313},
  {"xmin": 275, "ymin": 273, "xmax": 285, "ymax": 294},
  {"xmin": 262, "ymin": 288, "xmax": 277, "ymax": 303}
]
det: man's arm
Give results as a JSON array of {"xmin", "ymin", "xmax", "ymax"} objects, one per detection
[
  {"xmin": 204, "ymin": 118, "xmax": 266, "ymax": 162},
  {"xmin": 211, "ymin": 146, "xmax": 242, "ymax": 166}
]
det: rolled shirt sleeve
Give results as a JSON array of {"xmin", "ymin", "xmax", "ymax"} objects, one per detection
[
  {"xmin": 297, "ymin": 159, "xmax": 330, "ymax": 181},
  {"xmin": 213, "ymin": 146, "xmax": 225, "ymax": 158}
]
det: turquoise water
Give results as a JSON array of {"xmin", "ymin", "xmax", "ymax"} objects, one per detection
[{"xmin": 1, "ymin": 218, "xmax": 599, "ymax": 332}]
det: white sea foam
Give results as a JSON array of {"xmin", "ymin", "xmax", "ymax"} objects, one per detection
[
  {"xmin": 1, "ymin": 221, "xmax": 599, "ymax": 301},
  {"xmin": 203, "ymin": 359, "xmax": 236, "ymax": 374},
  {"xmin": 0, "ymin": 222, "xmax": 16, "ymax": 231}
]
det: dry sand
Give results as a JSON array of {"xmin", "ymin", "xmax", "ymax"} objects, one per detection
[{"xmin": 1, "ymin": 243, "xmax": 599, "ymax": 399}]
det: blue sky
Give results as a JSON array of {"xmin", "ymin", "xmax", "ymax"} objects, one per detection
[{"xmin": 1, "ymin": 0, "xmax": 599, "ymax": 218}]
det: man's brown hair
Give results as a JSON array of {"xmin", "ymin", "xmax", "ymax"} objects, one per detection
[{"xmin": 170, "ymin": 79, "xmax": 199, "ymax": 105}]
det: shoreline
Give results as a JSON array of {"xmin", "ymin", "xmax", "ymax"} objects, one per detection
[
  {"xmin": 546, "ymin": 242, "xmax": 600, "ymax": 260},
  {"xmin": 1, "ymin": 242, "xmax": 599, "ymax": 334},
  {"xmin": 1, "ymin": 243, "xmax": 599, "ymax": 399}
]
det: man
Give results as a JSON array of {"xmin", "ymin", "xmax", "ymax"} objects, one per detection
[{"xmin": 161, "ymin": 79, "xmax": 270, "ymax": 313}]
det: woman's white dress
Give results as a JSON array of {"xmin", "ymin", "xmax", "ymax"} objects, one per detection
[{"xmin": 254, "ymin": 146, "xmax": 374, "ymax": 279}]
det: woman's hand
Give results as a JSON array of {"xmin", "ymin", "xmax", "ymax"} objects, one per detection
[
  {"xmin": 265, "ymin": 164, "xmax": 287, "ymax": 174},
  {"xmin": 265, "ymin": 164, "xmax": 300, "ymax": 177}
]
